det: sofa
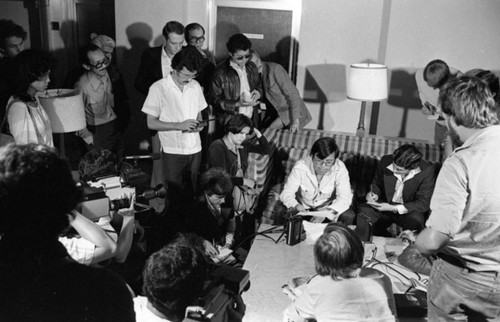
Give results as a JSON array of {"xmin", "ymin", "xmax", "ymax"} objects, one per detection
[{"xmin": 247, "ymin": 128, "xmax": 443, "ymax": 224}]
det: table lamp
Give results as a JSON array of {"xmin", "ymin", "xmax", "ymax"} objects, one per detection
[
  {"xmin": 39, "ymin": 89, "xmax": 86, "ymax": 156},
  {"xmin": 347, "ymin": 62, "xmax": 388, "ymax": 137}
]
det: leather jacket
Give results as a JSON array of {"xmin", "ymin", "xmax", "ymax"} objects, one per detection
[{"xmin": 210, "ymin": 58, "xmax": 262, "ymax": 115}]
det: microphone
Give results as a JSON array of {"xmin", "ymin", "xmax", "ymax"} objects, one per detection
[{"xmin": 122, "ymin": 153, "xmax": 161, "ymax": 161}]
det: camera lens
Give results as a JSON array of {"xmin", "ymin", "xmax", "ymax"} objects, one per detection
[{"xmin": 110, "ymin": 197, "xmax": 130, "ymax": 210}]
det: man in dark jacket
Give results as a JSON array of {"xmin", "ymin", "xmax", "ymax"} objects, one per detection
[
  {"xmin": 356, "ymin": 144, "xmax": 437, "ymax": 236},
  {"xmin": 210, "ymin": 33, "xmax": 262, "ymax": 135}
]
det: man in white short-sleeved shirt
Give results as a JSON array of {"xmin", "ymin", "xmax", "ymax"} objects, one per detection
[{"xmin": 142, "ymin": 46, "xmax": 207, "ymax": 211}]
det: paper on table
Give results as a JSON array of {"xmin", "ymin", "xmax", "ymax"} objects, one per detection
[{"xmin": 302, "ymin": 221, "xmax": 327, "ymax": 245}]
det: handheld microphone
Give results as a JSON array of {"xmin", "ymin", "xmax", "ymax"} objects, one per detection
[{"xmin": 122, "ymin": 153, "xmax": 161, "ymax": 161}]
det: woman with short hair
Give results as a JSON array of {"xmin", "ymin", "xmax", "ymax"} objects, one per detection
[
  {"xmin": 285, "ymin": 223, "xmax": 397, "ymax": 322},
  {"xmin": 6, "ymin": 49, "xmax": 54, "ymax": 146}
]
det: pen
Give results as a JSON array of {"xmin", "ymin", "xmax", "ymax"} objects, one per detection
[{"xmin": 213, "ymin": 238, "xmax": 219, "ymax": 255}]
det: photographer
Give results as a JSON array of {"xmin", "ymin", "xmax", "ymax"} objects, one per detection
[
  {"xmin": 77, "ymin": 148, "xmax": 146, "ymax": 293},
  {"xmin": 0, "ymin": 144, "xmax": 134, "ymax": 321},
  {"xmin": 135, "ymin": 233, "xmax": 245, "ymax": 322},
  {"xmin": 59, "ymin": 148, "xmax": 139, "ymax": 265}
]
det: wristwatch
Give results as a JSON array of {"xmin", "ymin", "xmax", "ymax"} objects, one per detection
[{"xmin": 392, "ymin": 207, "xmax": 399, "ymax": 214}]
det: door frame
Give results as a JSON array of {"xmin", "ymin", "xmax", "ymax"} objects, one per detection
[{"xmin": 207, "ymin": 0, "xmax": 302, "ymax": 80}]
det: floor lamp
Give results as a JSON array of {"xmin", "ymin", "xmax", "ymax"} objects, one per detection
[
  {"xmin": 347, "ymin": 63, "xmax": 388, "ymax": 137},
  {"xmin": 39, "ymin": 89, "xmax": 86, "ymax": 157}
]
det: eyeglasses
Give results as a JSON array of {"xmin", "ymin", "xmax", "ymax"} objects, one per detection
[
  {"xmin": 234, "ymin": 54, "xmax": 251, "ymax": 60},
  {"xmin": 189, "ymin": 36, "xmax": 205, "ymax": 44},
  {"xmin": 89, "ymin": 57, "xmax": 109, "ymax": 69},
  {"xmin": 313, "ymin": 155, "xmax": 336, "ymax": 167},
  {"xmin": 176, "ymin": 70, "xmax": 198, "ymax": 80}
]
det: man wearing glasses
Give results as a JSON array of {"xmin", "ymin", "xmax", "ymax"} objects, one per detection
[
  {"xmin": 210, "ymin": 33, "xmax": 262, "ymax": 136},
  {"xmin": 280, "ymin": 137, "xmax": 355, "ymax": 225},
  {"xmin": 185, "ymin": 22, "xmax": 215, "ymax": 92},
  {"xmin": 141, "ymin": 46, "xmax": 206, "ymax": 213},
  {"xmin": 356, "ymin": 144, "xmax": 437, "ymax": 237},
  {"xmin": 75, "ymin": 44, "xmax": 124, "ymax": 160}
]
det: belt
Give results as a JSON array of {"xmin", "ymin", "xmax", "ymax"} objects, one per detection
[{"xmin": 437, "ymin": 253, "xmax": 500, "ymax": 277}]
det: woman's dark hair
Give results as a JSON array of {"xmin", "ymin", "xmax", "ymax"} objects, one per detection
[
  {"xmin": 393, "ymin": 144, "xmax": 422, "ymax": 170},
  {"xmin": 314, "ymin": 223, "xmax": 364, "ymax": 280},
  {"xmin": 199, "ymin": 167, "xmax": 233, "ymax": 196},
  {"xmin": 224, "ymin": 114, "xmax": 253, "ymax": 135},
  {"xmin": 11, "ymin": 49, "xmax": 54, "ymax": 102},
  {"xmin": 142, "ymin": 233, "xmax": 210, "ymax": 321},
  {"xmin": 171, "ymin": 45, "xmax": 204, "ymax": 73},
  {"xmin": 310, "ymin": 137, "xmax": 340, "ymax": 159},
  {"xmin": 78, "ymin": 148, "xmax": 118, "ymax": 182},
  {"xmin": 0, "ymin": 144, "xmax": 82, "ymax": 240},
  {"xmin": 226, "ymin": 33, "xmax": 252, "ymax": 54}
]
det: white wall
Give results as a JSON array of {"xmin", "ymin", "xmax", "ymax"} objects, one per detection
[
  {"xmin": 296, "ymin": 0, "xmax": 500, "ymax": 141},
  {"xmin": 114, "ymin": 0, "xmax": 500, "ymax": 143}
]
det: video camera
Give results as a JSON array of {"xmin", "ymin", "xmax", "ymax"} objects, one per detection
[
  {"xmin": 184, "ymin": 265, "xmax": 250, "ymax": 322},
  {"xmin": 80, "ymin": 166, "xmax": 166, "ymax": 221}
]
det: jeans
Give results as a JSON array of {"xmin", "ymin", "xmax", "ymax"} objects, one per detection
[{"xmin": 428, "ymin": 258, "xmax": 500, "ymax": 321}]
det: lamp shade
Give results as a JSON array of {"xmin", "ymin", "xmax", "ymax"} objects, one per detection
[
  {"xmin": 347, "ymin": 63, "xmax": 388, "ymax": 101},
  {"xmin": 38, "ymin": 89, "xmax": 86, "ymax": 133}
]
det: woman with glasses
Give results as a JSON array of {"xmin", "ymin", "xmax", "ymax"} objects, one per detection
[
  {"xmin": 5, "ymin": 49, "xmax": 54, "ymax": 146},
  {"xmin": 284, "ymin": 223, "xmax": 397, "ymax": 322},
  {"xmin": 210, "ymin": 33, "xmax": 262, "ymax": 137},
  {"xmin": 280, "ymin": 137, "xmax": 355, "ymax": 225}
]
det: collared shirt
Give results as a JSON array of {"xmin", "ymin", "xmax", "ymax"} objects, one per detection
[
  {"xmin": 387, "ymin": 163, "xmax": 421, "ymax": 214},
  {"xmin": 161, "ymin": 44, "xmax": 173, "ymax": 78},
  {"xmin": 141, "ymin": 74, "xmax": 207, "ymax": 154},
  {"xmin": 229, "ymin": 60, "xmax": 250, "ymax": 95},
  {"xmin": 280, "ymin": 155, "xmax": 352, "ymax": 218},
  {"xmin": 76, "ymin": 71, "xmax": 116, "ymax": 126},
  {"xmin": 426, "ymin": 125, "xmax": 500, "ymax": 271}
]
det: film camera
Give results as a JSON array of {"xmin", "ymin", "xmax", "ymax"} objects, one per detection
[
  {"xmin": 184, "ymin": 264, "xmax": 250, "ymax": 322},
  {"xmin": 80, "ymin": 167, "xmax": 166, "ymax": 221}
]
